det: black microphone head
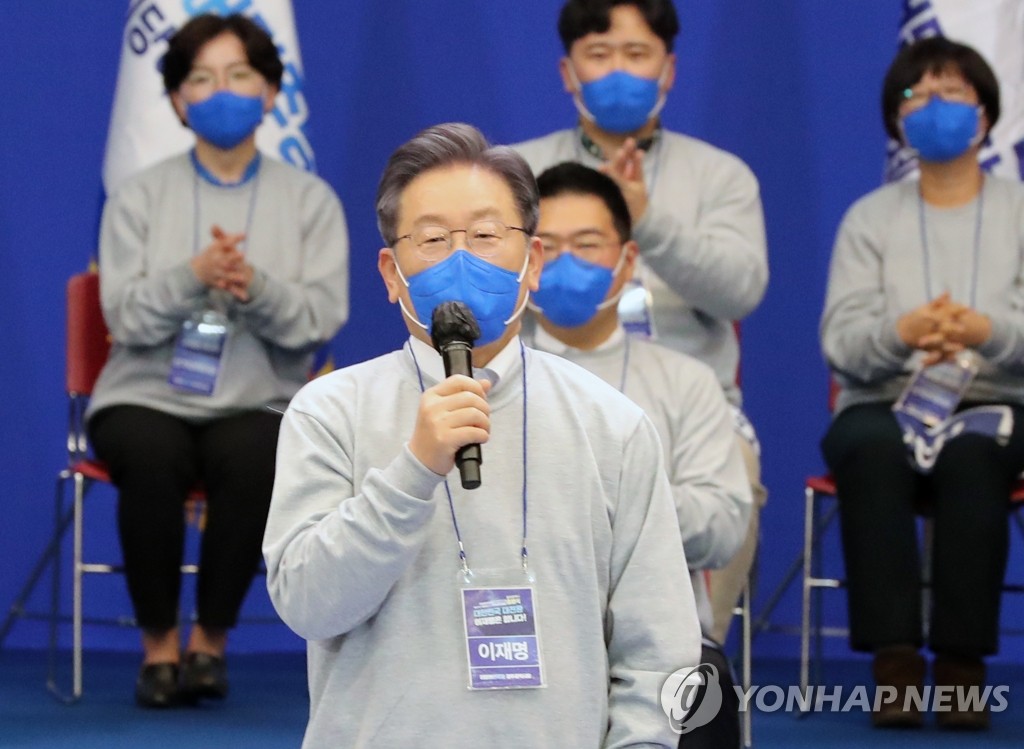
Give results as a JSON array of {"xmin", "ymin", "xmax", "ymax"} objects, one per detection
[{"xmin": 430, "ymin": 301, "xmax": 481, "ymax": 351}]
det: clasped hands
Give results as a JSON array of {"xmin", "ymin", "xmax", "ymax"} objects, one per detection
[
  {"xmin": 190, "ymin": 225, "xmax": 255, "ymax": 303},
  {"xmin": 896, "ymin": 292, "xmax": 992, "ymax": 365}
]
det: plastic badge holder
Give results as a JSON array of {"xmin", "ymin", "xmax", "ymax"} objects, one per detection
[{"xmin": 893, "ymin": 351, "xmax": 979, "ymax": 428}]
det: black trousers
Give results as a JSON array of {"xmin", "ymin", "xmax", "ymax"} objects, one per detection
[
  {"xmin": 679, "ymin": 640, "xmax": 741, "ymax": 749},
  {"xmin": 89, "ymin": 405, "xmax": 281, "ymax": 630},
  {"xmin": 821, "ymin": 402, "xmax": 1024, "ymax": 657}
]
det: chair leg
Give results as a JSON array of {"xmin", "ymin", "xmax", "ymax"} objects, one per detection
[
  {"xmin": 799, "ymin": 486, "xmax": 815, "ymax": 705},
  {"xmin": 73, "ymin": 472, "xmax": 84, "ymax": 701},
  {"xmin": 47, "ymin": 472, "xmax": 69, "ymax": 695},
  {"xmin": 0, "ymin": 477, "xmax": 74, "ymax": 650},
  {"xmin": 46, "ymin": 471, "xmax": 85, "ymax": 703},
  {"xmin": 750, "ymin": 550, "xmax": 803, "ymax": 638},
  {"xmin": 740, "ymin": 580, "xmax": 753, "ymax": 748},
  {"xmin": 811, "ymin": 504, "xmax": 824, "ymax": 693}
]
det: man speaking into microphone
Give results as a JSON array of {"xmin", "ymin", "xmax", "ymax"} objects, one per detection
[{"xmin": 263, "ymin": 123, "xmax": 699, "ymax": 748}]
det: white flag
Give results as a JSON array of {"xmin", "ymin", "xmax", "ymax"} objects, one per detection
[
  {"xmin": 885, "ymin": 0, "xmax": 1024, "ymax": 182},
  {"xmin": 103, "ymin": 0, "xmax": 313, "ymax": 194}
]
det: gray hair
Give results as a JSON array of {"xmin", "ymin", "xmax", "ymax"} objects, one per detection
[{"xmin": 375, "ymin": 122, "xmax": 539, "ymax": 246}]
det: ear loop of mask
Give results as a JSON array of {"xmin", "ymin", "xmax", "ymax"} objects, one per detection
[
  {"xmin": 971, "ymin": 106, "xmax": 985, "ymax": 147},
  {"xmin": 567, "ymin": 63, "xmax": 598, "ymax": 124},
  {"xmin": 648, "ymin": 66, "xmax": 670, "ymax": 121},
  {"xmin": 503, "ymin": 249, "xmax": 533, "ymax": 326},
  {"xmin": 392, "ymin": 256, "xmax": 428, "ymax": 331},
  {"xmin": 595, "ymin": 243, "xmax": 631, "ymax": 310}
]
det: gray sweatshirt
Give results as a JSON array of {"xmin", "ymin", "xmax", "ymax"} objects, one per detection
[
  {"xmin": 87, "ymin": 152, "xmax": 349, "ymax": 422},
  {"xmin": 513, "ymin": 128, "xmax": 768, "ymax": 406},
  {"xmin": 263, "ymin": 336, "xmax": 701, "ymax": 748},
  {"xmin": 822, "ymin": 176, "xmax": 1024, "ymax": 413},
  {"xmin": 527, "ymin": 323, "xmax": 752, "ymax": 634}
]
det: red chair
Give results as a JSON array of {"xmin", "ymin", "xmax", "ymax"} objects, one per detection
[
  {"xmin": 0, "ymin": 271, "xmax": 285, "ymax": 701},
  {"xmin": 51, "ymin": 272, "xmax": 206, "ymax": 701},
  {"xmin": 799, "ymin": 392, "xmax": 1024, "ymax": 699},
  {"xmin": 41, "ymin": 271, "xmax": 206, "ymax": 700}
]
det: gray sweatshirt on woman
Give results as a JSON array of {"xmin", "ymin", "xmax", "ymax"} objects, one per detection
[
  {"xmin": 821, "ymin": 176, "xmax": 1024, "ymax": 414},
  {"xmin": 87, "ymin": 153, "xmax": 349, "ymax": 423}
]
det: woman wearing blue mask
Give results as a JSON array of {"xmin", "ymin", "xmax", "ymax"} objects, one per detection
[
  {"xmin": 820, "ymin": 37, "xmax": 1024, "ymax": 731},
  {"xmin": 87, "ymin": 14, "xmax": 349, "ymax": 708}
]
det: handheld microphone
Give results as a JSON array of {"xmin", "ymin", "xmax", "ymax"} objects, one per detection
[{"xmin": 431, "ymin": 301, "xmax": 483, "ymax": 490}]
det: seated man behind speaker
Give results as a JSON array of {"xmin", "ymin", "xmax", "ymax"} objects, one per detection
[
  {"xmin": 524, "ymin": 162, "xmax": 751, "ymax": 749},
  {"xmin": 514, "ymin": 0, "xmax": 767, "ymax": 647}
]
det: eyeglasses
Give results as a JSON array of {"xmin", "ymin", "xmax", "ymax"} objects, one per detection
[
  {"xmin": 901, "ymin": 82, "xmax": 974, "ymax": 112},
  {"xmin": 183, "ymin": 64, "xmax": 263, "ymax": 96},
  {"xmin": 395, "ymin": 220, "xmax": 528, "ymax": 262},
  {"xmin": 539, "ymin": 232, "xmax": 621, "ymax": 261},
  {"xmin": 578, "ymin": 41, "xmax": 661, "ymax": 65}
]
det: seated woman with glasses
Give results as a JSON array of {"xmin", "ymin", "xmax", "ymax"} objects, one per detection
[
  {"xmin": 87, "ymin": 13, "xmax": 348, "ymax": 708},
  {"xmin": 820, "ymin": 36, "xmax": 1024, "ymax": 731}
]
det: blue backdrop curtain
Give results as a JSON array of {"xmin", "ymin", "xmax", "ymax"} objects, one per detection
[{"xmin": 4, "ymin": 0, "xmax": 1019, "ymax": 660}]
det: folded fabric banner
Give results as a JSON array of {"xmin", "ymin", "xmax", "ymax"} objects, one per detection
[
  {"xmin": 894, "ymin": 405, "xmax": 1014, "ymax": 473},
  {"xmin": 103, "ymin": 0, "xmax": 312, "ymax": 194}
]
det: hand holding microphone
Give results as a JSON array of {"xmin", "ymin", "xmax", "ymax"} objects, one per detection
[{"xmin": 408, "ymin": 302, "xmax": 487, "ymax": 489}]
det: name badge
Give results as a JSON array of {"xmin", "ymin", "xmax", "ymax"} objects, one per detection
[
  {"xmin": 892, "ymin": 352, "xmax": 1012, "ymax": 473},
  {"xmin": 618, "ymin": 279, "xmax": 657, "ymax": 339},
  {"xmin": 461, "ymin": 584, "xmax": 545, "ymax": 690},
  {"xmin": 893, "ymin": 353, "xmax": 978, "ymax": 428},
  {"xmin": 168, "ymin": 310, "xmax": 230, "ymax": 396}
]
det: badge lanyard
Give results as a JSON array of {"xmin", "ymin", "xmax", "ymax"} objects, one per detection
[
  {"xmin": 893, "ymin": 182, "xmax": 991, "ymax": 469},
  {"xmin": 191, "ymin": 149, "xmax": 262, "ymax": 258},
  {"xmin": 168, "ymin": 151, "xmax": 261, "ymax": 396},
  {"xmin": 617, "ymin": 334, "xmax": 632, "ymax": 394},
  {"xmin": 408, "ymin": 339, "xmax": 531, "ymax": 579},
  {"xmin": 917, "ymin": 181, "xmax": 984, "ymax": 307}
]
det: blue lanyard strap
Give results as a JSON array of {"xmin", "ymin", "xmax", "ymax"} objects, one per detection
[
  {"xmin": 190, "ymin": 148, "xmax": 261, "ymax": 186},
  {"xmin": 618, "ymin": 334, "xmax": 632, "ymax": 393},
  {"xmin": 917, "ymin": 180, "xmax": 984, "ymax": 307},
  {"xmin": 191, "ymin": 149, "xmax": 262, "ymax": 257},
  {"xmin": 408, "ymin": 339, "xmax": 530, "ymax": 575}
]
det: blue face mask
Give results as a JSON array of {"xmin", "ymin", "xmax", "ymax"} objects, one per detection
[
  {"xmin": 902, "ymin": 98, "xmax": 981, "ymax": 163},
  {"xmin": 577, "ymin": 70, "xmax": 664, "ymax": 134},
  {"xmin": 532, "ymin": 251, "xmax": 626, "ymax": 328},
  {"xmin": 186, "ymin": 91, "xmax": 265, "ymax": 150},
  {"xmin": 397, "ymin": 250, "xmax": 530, "ymax": 347}
]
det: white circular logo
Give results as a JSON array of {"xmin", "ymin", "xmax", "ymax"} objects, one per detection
[{"xmin": 660, "ymin": 663, "xmax": 724, "ymax": 734}]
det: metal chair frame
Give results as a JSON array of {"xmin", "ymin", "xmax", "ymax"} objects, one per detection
[
  {"xmin": 799, "ymin": 473, "xmax": 1024, "ymax": 700},
  {"xmin": 1, "ymin": 273, "xmax": 218, "ymax": 702},
  {"xmin": 733, "ymin": 581, "xmax": 753, "ymax": 747}
]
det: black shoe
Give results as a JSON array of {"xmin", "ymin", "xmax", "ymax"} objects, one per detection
[
  {"xmin": 135, "ymin": 663, "xmax": 180, "ymax": 708},
  {"xmin": 180, "ymin": 652, "xmax": 228, "ymax": 701},
  {"xmin": 934, "ymin": 654, "xmax": 990, "ymax": 731},
  {"xmin": 871, "ymin": 645, "xmax": 925, "ymax": 728}
]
